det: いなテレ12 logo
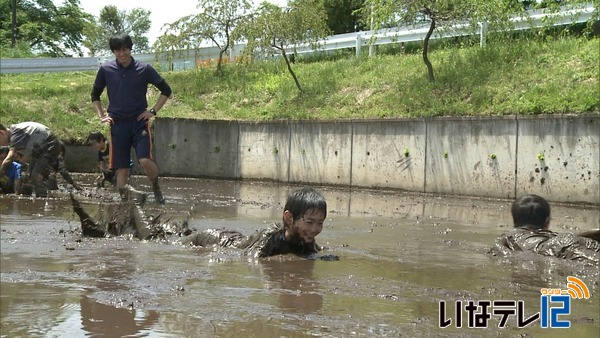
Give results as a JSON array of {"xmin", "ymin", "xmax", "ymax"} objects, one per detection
[
  {"xmin": 539, "ymin": 276, "xmax": 590, "ymax": 328},
  {"xmin": 439, "ymin": 276, "xmax": 591, "ymax": 329}
]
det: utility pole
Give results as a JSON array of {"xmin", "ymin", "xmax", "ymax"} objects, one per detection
[{"xmin": 11, "ymin": 0, "xmax": 17, "ymax": 47}]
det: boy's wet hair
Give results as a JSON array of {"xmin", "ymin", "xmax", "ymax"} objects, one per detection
[
  {"xmin": 511, "ymin": 194, "xmax": 551, "ymax": 230},
  {"xmin": 284, "ymin": 187, "xmax": 327, "ymax": 224},
  {"xmin": 86, "ymin": 131, "xmax": 106, "ymax": 144},
  {"xmin": 0, "ymin": 145, "xmax": 9, "ymax": 155},
  {"xmin": 109, "ymin": 33, "xmax": 133, "ymax": 52},
  {"xmin": 0, "ymin": 123, "xmax": 6, "ymax": 131}
]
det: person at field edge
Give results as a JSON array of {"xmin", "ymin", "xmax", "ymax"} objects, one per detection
[
  {"xmin": 0, "ymin": 122, "xmax": 61, "ymax": 197},
  {"xmin": 489, "ymin": 194, "xmax": 599, "ymax": 265},
  {"xmin": 179, "ymin": 187, "xmax": 327, "ymax": 258},
  {"xmin": 0, "ymin": 145, "xmax": 22, "ymax": 194},
  {"xmin": 90, "ymin": 33, "xmax": 172, "ymax": 204},
  {"xmin": 87, "ymin": 131, "xmax": 116, "ymax": 188}
]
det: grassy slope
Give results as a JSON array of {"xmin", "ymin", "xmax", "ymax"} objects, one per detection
[{"xmin": 0, "ymin": 36, "xmax": 598, "ymax": 143}]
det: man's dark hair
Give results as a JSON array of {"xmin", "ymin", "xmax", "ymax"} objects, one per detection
[
  {"xmin": 0, "ymin": 145, "xmax": 9, "ymax": 155},
  {"xmin": 511, "ymin": 194, "xmax": 551, "ymax": 230},
  {"xmin": 284, "ymin": 187, "xmax": 327, "ymax": 223},
  {"xmin": 0, "ymin": 123, "xmax": 6, "ymax": 131},
  {"xmin": 86, "ymin": 131, "xmax": 106, "ymax": 144},
  {"xmin": 109, "ymin": 33, "xmax": 133, "ymax": 52}
]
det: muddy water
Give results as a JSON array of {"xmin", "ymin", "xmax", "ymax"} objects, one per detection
[{"xmin": 1, "ymin": 175, "xmax": 599, "ymax": 337}]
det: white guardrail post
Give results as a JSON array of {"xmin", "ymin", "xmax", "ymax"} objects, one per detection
[{"xmin": 479, "ymin": 21, "xmax": 488, "ymax": 47}]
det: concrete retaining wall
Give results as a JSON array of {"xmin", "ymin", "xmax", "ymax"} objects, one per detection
[
  {"xmin": 515, "ymin": 115, "xmax": 599, "ymax": 203},
  {"xmin": 154, "ymin": 119, "xmax": 240, "ymax": 178},
  {"xmin": 238, "ymin": 121, "xmax": 290, "ymax": 181},
  {"xmin": 352, "ymin": 119, "xmax": 427, "ymax": 191},
  {"xmin": 425, "ymin": 117, "xmax": 517, "ymax": 199},
  {"xmin": 68, "ymin": 114, "xmax": 599, "ymax": 204}
]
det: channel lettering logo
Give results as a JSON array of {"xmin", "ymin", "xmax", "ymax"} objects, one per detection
[{"xmin": 439, "ymin": 276, "xmax": 591, "ymax": 329}]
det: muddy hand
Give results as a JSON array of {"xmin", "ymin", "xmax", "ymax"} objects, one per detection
[{"xmin": 306, "ymin": 253, "xmax": 340, "ymax": 261}]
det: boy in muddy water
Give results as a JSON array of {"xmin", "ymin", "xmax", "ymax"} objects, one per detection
[
  {"xmin": 0, "ymin": 146, "xmax": 22, "ymax": 194},
  {"xmin": 71, "ymin": 186, "xmax": 331, "ymax": 259},
  {"xmin": 0, "ymin": 122, "xmax": 61, "ymax": 197},
  {"xmin": 87, "ymin": 131, "xmax": 116, "ymax": 188},
  {"xmin": 489, "ymin": 194, "xmax": 599, "ymax": 265},
  {"xmin": 179, "ymin": 187, "xmax": 328, "ymax": 258}
]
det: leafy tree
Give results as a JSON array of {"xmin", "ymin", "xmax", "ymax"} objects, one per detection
[
  {"xmin": 320, "ymin": 0, "xmax": 366, "ymax": 34},
  {"xmin": 361, "ymin": 0, "xmax": 523, "ymax": 83},
  {"xmin": 0, "ymin": 0, "xmax": 92, "ymax": 57},
  {"xmin": 362, "ymin": 0, "xmax": 596, "ymax": 82},
  {"xmin": 156, "ymin": 0, "xmax": 253, "ymax": 76},
  {"xmin": 83, "ymin": 5, "xmax": 151, "ymax": 56},
  {"xmin": 0, "ymin": 41, "xmax": 34, "ymax": 58},
  {"xmin": 239, "ymin": 0, "xmax": 331, "ymax": 92}
]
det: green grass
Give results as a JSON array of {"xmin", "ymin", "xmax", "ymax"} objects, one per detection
[{"xmin": 0, "ymin": 36, "xmax": 598, "ymax": 144}]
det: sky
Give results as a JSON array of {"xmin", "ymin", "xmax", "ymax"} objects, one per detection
[{"xmin": 70, "ymin": 0, "xmax": 288, "ymax": 46}]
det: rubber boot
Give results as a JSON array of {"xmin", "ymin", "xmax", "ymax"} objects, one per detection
[{"xmin": 151, "ymin": 179, "xmax": 165, "ymax": 205}]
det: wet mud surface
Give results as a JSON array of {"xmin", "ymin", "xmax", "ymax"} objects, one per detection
[{"xmin": 1, "ymin": 175, "xmax": 599, "ymax": 337}]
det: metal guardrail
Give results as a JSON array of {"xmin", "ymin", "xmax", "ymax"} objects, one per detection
[
  {"xmin": 0, "ymin": 56, "xmax": 102, "ymax": 73},
  {"xmin": 0, "ymin": 3, "xmax": 595, "ymax": 74},
  {"xmin": 294, "ymin": 3, "xmax": 596, "ymax": 55}
]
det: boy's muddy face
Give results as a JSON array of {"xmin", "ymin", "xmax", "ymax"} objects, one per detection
[
  {"xmin": 292, "ymin": 209, "xmax": 325, "ymax": 244},
  {"xmin": 89, "ymin": 140, "xmax": 103, "ymax": 151}
]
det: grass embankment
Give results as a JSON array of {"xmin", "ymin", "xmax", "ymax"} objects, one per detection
[{"xmin": 0, "ymin": 36, "xmax": 598, "ymax": 143}]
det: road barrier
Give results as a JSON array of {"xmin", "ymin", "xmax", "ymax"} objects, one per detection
[{"xmin": 0, "ymin": 3, "xmax": 594, "ymax": 74}]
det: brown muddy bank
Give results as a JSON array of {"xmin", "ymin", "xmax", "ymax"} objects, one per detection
[{"xmin": 1, "ymin": 175, "xmax": 598, "ymax": 337}]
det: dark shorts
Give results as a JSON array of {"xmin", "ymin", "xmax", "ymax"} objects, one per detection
[{"xmin": 110, "ymin": 119, "xmax": 153, "ymax": 169}]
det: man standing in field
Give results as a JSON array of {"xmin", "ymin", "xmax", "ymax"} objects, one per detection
[{"xmin": 91, "ymin": 33, "xmax": 172, "ymax": 204}]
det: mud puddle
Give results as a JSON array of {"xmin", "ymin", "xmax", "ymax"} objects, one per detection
[{"xmin": 1, "ymin": 175, "xmax": 599, "ymax": 337}]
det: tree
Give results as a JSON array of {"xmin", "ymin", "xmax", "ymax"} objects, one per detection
[
  {"xmin": 0, "ymin": 0, "xmax": 92, "ymax": 57},
  {"xmin": 156, "ymin": 0, "xmax": 252, "ymax": 76},
  {"xmin": 10, "ymin": 0, "xmax": 16, "ymax": 47},
  {"xmin": 320, "ymin": 0, "xmax": 366, "ymax": 34},
  {"xmin": 83, "ymin": 5, "xmax": 151, "ymax": 56},
  {"xmin": 239, "ymin": 0, "xmax": 331, "ymax": 92},
  {"xmin": 361, "ymin": 0, "xmax": 523, "ymax": 83}
]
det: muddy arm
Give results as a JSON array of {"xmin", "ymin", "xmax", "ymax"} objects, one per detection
[
  {"xmin": 58, "ymin": 158, "xmax": 82, "ymax": 190},
  {"xmin": 578, "ymin": 230, "xmax": 600, "ymax": 242}
]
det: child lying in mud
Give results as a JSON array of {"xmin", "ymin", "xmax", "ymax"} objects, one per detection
[
  {"xmin": 179, "ymin": 187, "xmax": 326, "ymax": 257},
  {"xmin": 71, "ymin": 186, "xmax": 333, "ymax": 259},
  {"xmin": 489, "ymin": 194, "xmax": 599, "ymax": 265}
]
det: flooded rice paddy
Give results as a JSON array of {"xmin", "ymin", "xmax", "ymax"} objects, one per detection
[{"xmin": 1, "ymin": 175, "xmax": 599, "ymax": 337}]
